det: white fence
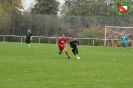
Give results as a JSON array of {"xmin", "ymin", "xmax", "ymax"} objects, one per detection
[
  {"xmin": 0, "ymin": 35, "xmax": 58, "ymax": 44},
  {"xmin": 0, "ymin": 35, "xmax": 104, "ymax": 46},
  {"xmin": 0, "ymin": 35, "xmax": 133, "ymax": 47}
]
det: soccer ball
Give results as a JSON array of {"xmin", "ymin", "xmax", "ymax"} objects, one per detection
[{"xmin": 77, "ymin": 57, "xmax": 80, "ymax": 60}]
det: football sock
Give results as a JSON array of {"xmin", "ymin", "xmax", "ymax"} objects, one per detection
[
  {"xmin": 28, "ymin": 44, "xmax": 30, "ymax": 48},
  {"xmin": 27, "ymin": 44, "xmax": 30, "ymax": 48},
  {"xmin": 59, "ymin": 51, "xmax": 62, "ymax": 55},
  {"xmin": 27, "ymin": 44, "xmax": 28, "ymax": 48},
  {"xmin": 75, "ymin": 54, "xmax": 78, "ymax": 58},
  {"xmin": 65, "ymin": 51, "xmax": 69, "ymax": 57}
]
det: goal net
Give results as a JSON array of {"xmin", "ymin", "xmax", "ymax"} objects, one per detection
[{"xmin": 104, "ymin": 26, "xmax": 133, "ymax": 47}]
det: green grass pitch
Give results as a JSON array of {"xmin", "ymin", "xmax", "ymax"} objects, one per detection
[{"xmin": 0, "ymin": 42, "xmax": 133, "ymax": 88}]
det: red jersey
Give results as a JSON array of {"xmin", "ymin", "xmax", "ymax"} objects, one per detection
[{"xmin": 57, "ymin": 37, "xmax": 67, "ymax": 46}]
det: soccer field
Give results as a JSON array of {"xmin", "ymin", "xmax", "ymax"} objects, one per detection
[{"xmin": 0, "ymin": 42, "xmax": 133, "ymax": 88}]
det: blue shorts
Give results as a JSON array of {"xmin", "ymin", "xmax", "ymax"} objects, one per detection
[{"xmin": 122, "ymin": 42, "xmax": 126, "ymax": 46}]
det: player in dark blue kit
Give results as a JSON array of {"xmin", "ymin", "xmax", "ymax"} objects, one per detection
[
  {"xmin": 121, "ymin": 34, "xmax": 127, "ymax": 50},
  {"xmin": 70, "ymin": 37, "xmax": 79, "ymax": 58}
]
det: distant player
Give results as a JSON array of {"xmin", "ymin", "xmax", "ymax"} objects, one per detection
[
  {"xmin": 121, "ymin": 34, "xmax": 127, "ymax": 50},
  {"xmin": 57, "ymin": 34, "xmax": 70, "ymax": 59},
  {"xmin": 24, "ymin": 29, "xmax": 32, "ymax": 49},
  {"xmin": 70, "ymin": 37, "xmax": 79, "ymax": 58}
]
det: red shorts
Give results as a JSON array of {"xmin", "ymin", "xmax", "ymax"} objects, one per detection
[{"xmin": 58, "ymin": 45, "xmax": 65, "ymax": 50}]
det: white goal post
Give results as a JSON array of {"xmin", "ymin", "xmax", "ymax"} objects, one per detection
[{"xmin": 104, "ymin": 26, "xmax": 133, "ymax": 47}]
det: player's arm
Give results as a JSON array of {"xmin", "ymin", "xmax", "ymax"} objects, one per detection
[
  {"xmin": 126, "ymin": 36, "xmax": 128, "ymax": 40},
  {"xmin": 57, "ymin": 38, "xmax": 61, "ymax": 46},
  {"xmin": 121, "ymin": 37, "xmax": 123, "ymax": 42},
  {"xmin": 30, "ymin": 33, "xmax": 32, "ymax": 40},
  {"xmin": 70, "ymin": 41, "xmax": 73, "ymax": 49},
  {"xmin": 77, "ymin": 41, "xmax": 79, "ymax": 45},
  {"xmin": 125, "ymin": 36, "xmax": 128, "ymax": 43},
  {"xmin": 76, "ymin": 40, "xmax": 79, "ymax": 47},
  {"xmin": 24, "ymin": 34, "xmax": 26, "ymax": 39},
  {"xmin": 64, "ymin": 38, "xmax": 68, "ymax": 45},
  {"xmin": 30, "ymin": 36, "xmax": 32, "ymax": 40}
]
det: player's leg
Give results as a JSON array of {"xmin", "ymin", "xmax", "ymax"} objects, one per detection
[
  {"xmin": 122, "ymin": 42, "xmax": 126, "ymax": 50},
  {"xmin": 76, "ymin": 48, "xmax": 78, "ymax": 54},
  {"xmin": 122, "ymin": 42, "xmax": 124, "ymax": 49},
  {"xmin": 75, "ymin": 48, "xmax": 79, "ymax": 58},
  {"xmin": 58, "ymin": 46, "xmax": 62, "ymax": 55},
  {"xmin": 72, "ymin": 48, "xmax": 78, "ymax": 58},
  {"xmin": 124, "ymin": 42, "xmax": 126, "ymax": 49},
  {"xmin": 26, "ymin": 39, "xmax": 28, "ymax": 48},
  {"xmin": 63, "ymin": 46, "xmax": 70, "ymax": 58},
  {"xmin": 72, "ymin": 48, "xmax": 76, "ymax": 55},
  {"xmin": 27, "ymin": 39, "xmax": 31, "ymax": 49},
  {"xmin": 28, "ymin": 40, "xmax": 31, "ymax": 48}
]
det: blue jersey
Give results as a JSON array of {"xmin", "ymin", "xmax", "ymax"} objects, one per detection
[{"xmin": 122, "ymin": 35, "xmax": 127, "ymax": 43}]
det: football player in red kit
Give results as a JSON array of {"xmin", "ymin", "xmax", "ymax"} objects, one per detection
[{"xmin": 57, "ymin": 34, "xmax": 70, "ymax": 59}]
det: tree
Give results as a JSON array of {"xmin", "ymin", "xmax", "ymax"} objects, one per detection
[
  {"xmin": 0, "ymin": 0, "xmax": 22, "ymax": 14},
  {"xmin": 60, "ymin": 4, "xmax": 69, "ymax": 16},
  {"xmin": 79, "ymin": 26, "xmax": 105, "ymax": 45},
  {"xmin": 0, "ymin": 0, "xmax": 23, "ymax": 33},
  {"xmin": 31, "ymin": 0, "xmax": 59, "ymax": 15},
  {"xmin": 60, "ymin": 0, "xmax": 114, "ymax": 30},
  {"xmin": 61, "ymin": 0, "xmax": 115, "ymax": 16},
  {"xmin": 30, "ymin": 15, "xmax": 62, "ymax": 36}
]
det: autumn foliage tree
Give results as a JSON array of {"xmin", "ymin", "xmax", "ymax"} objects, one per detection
[
  {"xmin": 0, "ymin": 0, "xmax": 22, "ymax": 14},
  {"xmin": 0, "ymin": 0, "xmax": 23, "ymax": 33}
]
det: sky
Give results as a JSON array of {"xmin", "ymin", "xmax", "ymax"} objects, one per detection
[
  {"xmin": 22, "ymin": 0, "xmax": 36, "ymax": 11},
  {"xmin": 22, "ymin": 0, "xmax": 65, "ymax": 11}
]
